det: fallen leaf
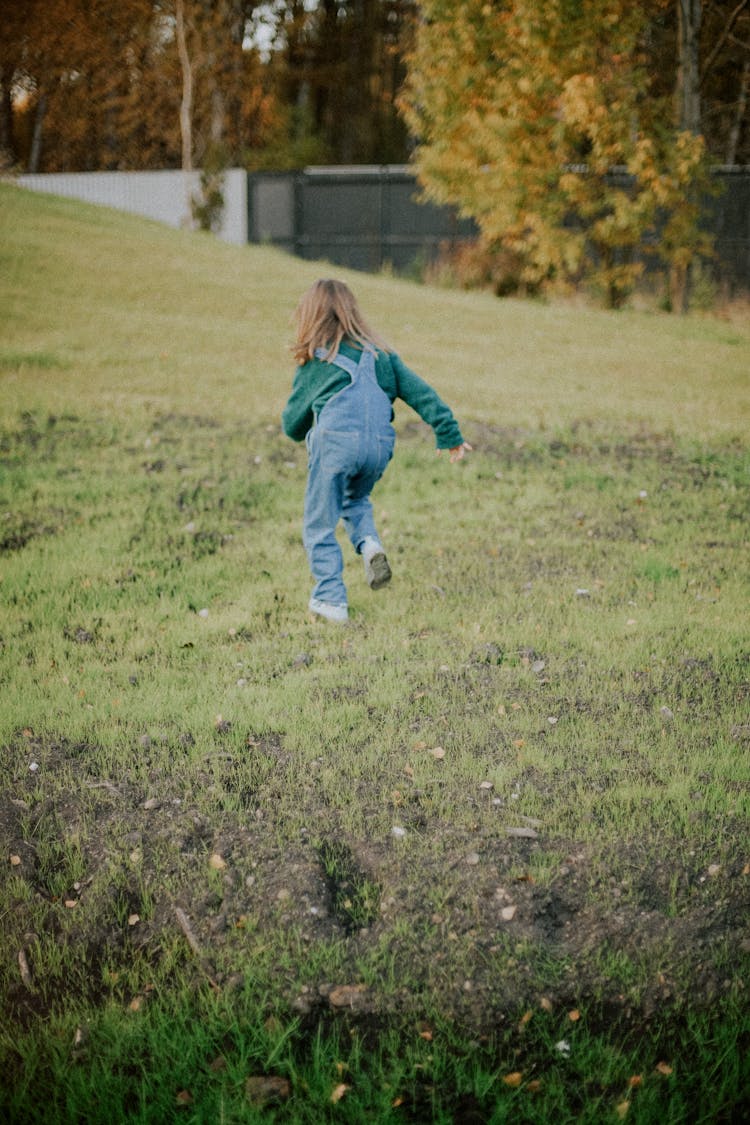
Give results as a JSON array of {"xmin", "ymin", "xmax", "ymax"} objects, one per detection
[
  {"xmin": 418, "ymin": 1025, "xmax": 433, "ymax": 1041},
  {"xmin": 519, "ymin": 1010, "xmax": 533, "ymax": 1028},
  {"xmin": 628, "ymin": 1075, "xmax": 643, "ymax": 1088},
  {"xmin": 568, "ymin": 1009, "xmax": 581, "ymax": 1022},
  {"xmin": 540, "ymin": 996, "xmax": 554, "ymax": 1013},
  {"xmin": 497, "ymin": 704, "xmax": 507, "ymax": 716},
  {"xmin": 429, "ymin": 746, "xmax": 446, "ymax": 760},
  {"xmin": 64, "ymin": 899, "xmax": 78, "ymax": 909},
  {"xmin": 128, "ymin": 913, "xmax": 140, "ymax": 926},
  {"xmin": 328, "ymin": 984, "xmax": 370, "ymax": 1011},
  {"xmin": 330, "ymin": 1083, "xmax": 350, "ymax": 1103},
  {"xmin": 175, "ymin": 1090, "xmax": 193, "ymax": 1106},
  {"xmin": 392, "ymin": 1095, "xmax": 405, "ymax": 1107},
  {"xmin": 503, "ymin": 1071, "xmax": 523, "ymax": 1088},
  {"xmin": 245, "ymin": 1075, "xmax": 291, "ymax": 1106},
  {"xmin": 615, "ymin": 1100, "xmax": 630, "ymax": 1119},
  {"xmin": 128, "ymin": 997, "xmax": 142, "ymax": 1012},
  {"xmin": 501, "ymin": 905, "xmax": 517, "ymax": 921},
  {"xmin": 655, "ymin": 1061, "xmax": 673, "ymax": 1076},
  {"xmin": 209, "ymin": 853, "xmax": 227, "ymax": 871},
  {"xmin": 10, "ymin": 854, "xmax": 21, "ymax": 866},
  {"xmin": 526, "ymin": 1079, "xmax": 542, "ymax": 1094}
]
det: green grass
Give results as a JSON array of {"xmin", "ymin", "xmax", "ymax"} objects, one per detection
[{"xmin": 1, "ymin": 183, "xmax": 749, "ymax": 1121}]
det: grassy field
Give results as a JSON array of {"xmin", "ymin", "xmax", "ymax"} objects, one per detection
[{"xmin": 1, "ymin": 182, "xmax": 749, "ymax": 1122}]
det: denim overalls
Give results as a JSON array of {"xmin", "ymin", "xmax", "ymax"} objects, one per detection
[{"xmin": 303, "ymin": 346, "xmax": 395, "ymax": 606}]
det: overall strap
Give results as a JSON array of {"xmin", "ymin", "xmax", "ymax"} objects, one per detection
[{"xmin": 314, "ymin": 347, "xmax": 375, "ymax": 380}]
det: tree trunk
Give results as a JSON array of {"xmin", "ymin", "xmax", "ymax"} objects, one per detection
[
  {"xmin": 726, "ymin": 58, "xmax": 749, "ymax": 165},
  {"xmin": 175, "ymin": 0, "xmax": 195, "ymax": 226},
  {"xmin": 28, "ymin": 91, "xmax": 47, "ymax": 173},
  {"xmin": 676, "ymin": 0, "xmax": 702, "ymax": 134},
  {"xmin": 676, "ymin": 0, "xmax": 702, "ymax": 312},
  {"xmin": 0, "ymin": 68, "xmax": 15, "ymax": 166}
]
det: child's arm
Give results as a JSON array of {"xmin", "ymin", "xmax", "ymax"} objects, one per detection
[
  {"xmin": 281, "ymin": 367, "xmax": 315, "ymax": 441},
  {"xmin": 387, "ymin": 354, "xmax": 468, "ymax": 453}
]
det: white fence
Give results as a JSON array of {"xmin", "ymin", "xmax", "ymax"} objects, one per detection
[{"xmin": 18, "ymin": 168, "xmax": 249, "ymax": 246}]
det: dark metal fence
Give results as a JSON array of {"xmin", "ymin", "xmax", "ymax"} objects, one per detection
[
  {"xmin": 248, "ymin": 165, "xmax": 750, "ymax": 290},
  {"xmin": 706, "ymin": 169, "xmax": 750, "ymax": 294},
  {"xmin": 247, "ymin": 165, "xmax": 476, "ymax": 273}
]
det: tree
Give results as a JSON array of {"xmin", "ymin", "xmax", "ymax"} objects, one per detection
[
  {"xmin": 1, "ymin": 0, "xmax": 280, "ymax": 174},
  {"xmin": 272, "ymin": 0, "xmax": 416, "ymax": 165},
  {"xmin": 399, "ymin": 0, "xmax": 713, "ymax": 307}
]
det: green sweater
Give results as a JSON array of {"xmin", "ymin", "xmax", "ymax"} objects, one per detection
[{"xmin": 282, "ymin": 341, "xmax": 464, "ymax": 450}]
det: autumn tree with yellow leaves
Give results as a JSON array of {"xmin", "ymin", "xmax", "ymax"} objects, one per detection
[{"xmin": 399, "ymin": 0, "xmax": 714, "ymax": 307}]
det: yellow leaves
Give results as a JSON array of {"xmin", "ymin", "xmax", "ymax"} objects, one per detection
[
  {"xmin": 330, "ymin": 1083, "xmax": 350, "ymax": 1103},
  {"xmin": 560, "ymin": 72, "xmax": 599, "ymax": 130},
  {"xmin": 503, "ymin": 1071, "xmax": 523, "ymax": 1088}
]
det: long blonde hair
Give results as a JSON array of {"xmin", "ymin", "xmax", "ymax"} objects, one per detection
[{"xmin": 292, "ymin": 279, "xmax": 391, "ymax": 364}]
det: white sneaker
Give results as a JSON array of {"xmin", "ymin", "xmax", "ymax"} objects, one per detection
[
  {"xmin": 361, "ymin": 537, "xmax": 392, "ymax": 590},
  {"xmin": 308, "ymin": 597, "xmax": 349, "ymax": 623}
]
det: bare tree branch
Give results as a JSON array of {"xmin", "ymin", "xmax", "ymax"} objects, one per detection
[{"xmin": 701, "ymin": 0, "xmax": 749, "ymax": 84}]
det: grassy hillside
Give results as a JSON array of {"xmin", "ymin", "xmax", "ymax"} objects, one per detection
[
  {"xmin": 2, "ymin": 182, "xmax": 749, "ymax": 436},
  {"xmin": 1, "ymin": 183, "xmax": 748, "ymax": 1123}
]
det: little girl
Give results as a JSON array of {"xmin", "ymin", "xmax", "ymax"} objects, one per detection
[{"xmin": 282, "ymin": 279, "xmax": 471, "ymax": 622}]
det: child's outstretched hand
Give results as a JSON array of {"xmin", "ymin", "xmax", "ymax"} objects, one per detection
[{"xmin": 441, "ymin": 442, "xmax": 473, "ymax": 463}]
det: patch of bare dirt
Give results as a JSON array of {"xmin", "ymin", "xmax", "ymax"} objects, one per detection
[{"xmin": 1, "ymin": 735, "xmax": 748, "ymax": 1036}]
